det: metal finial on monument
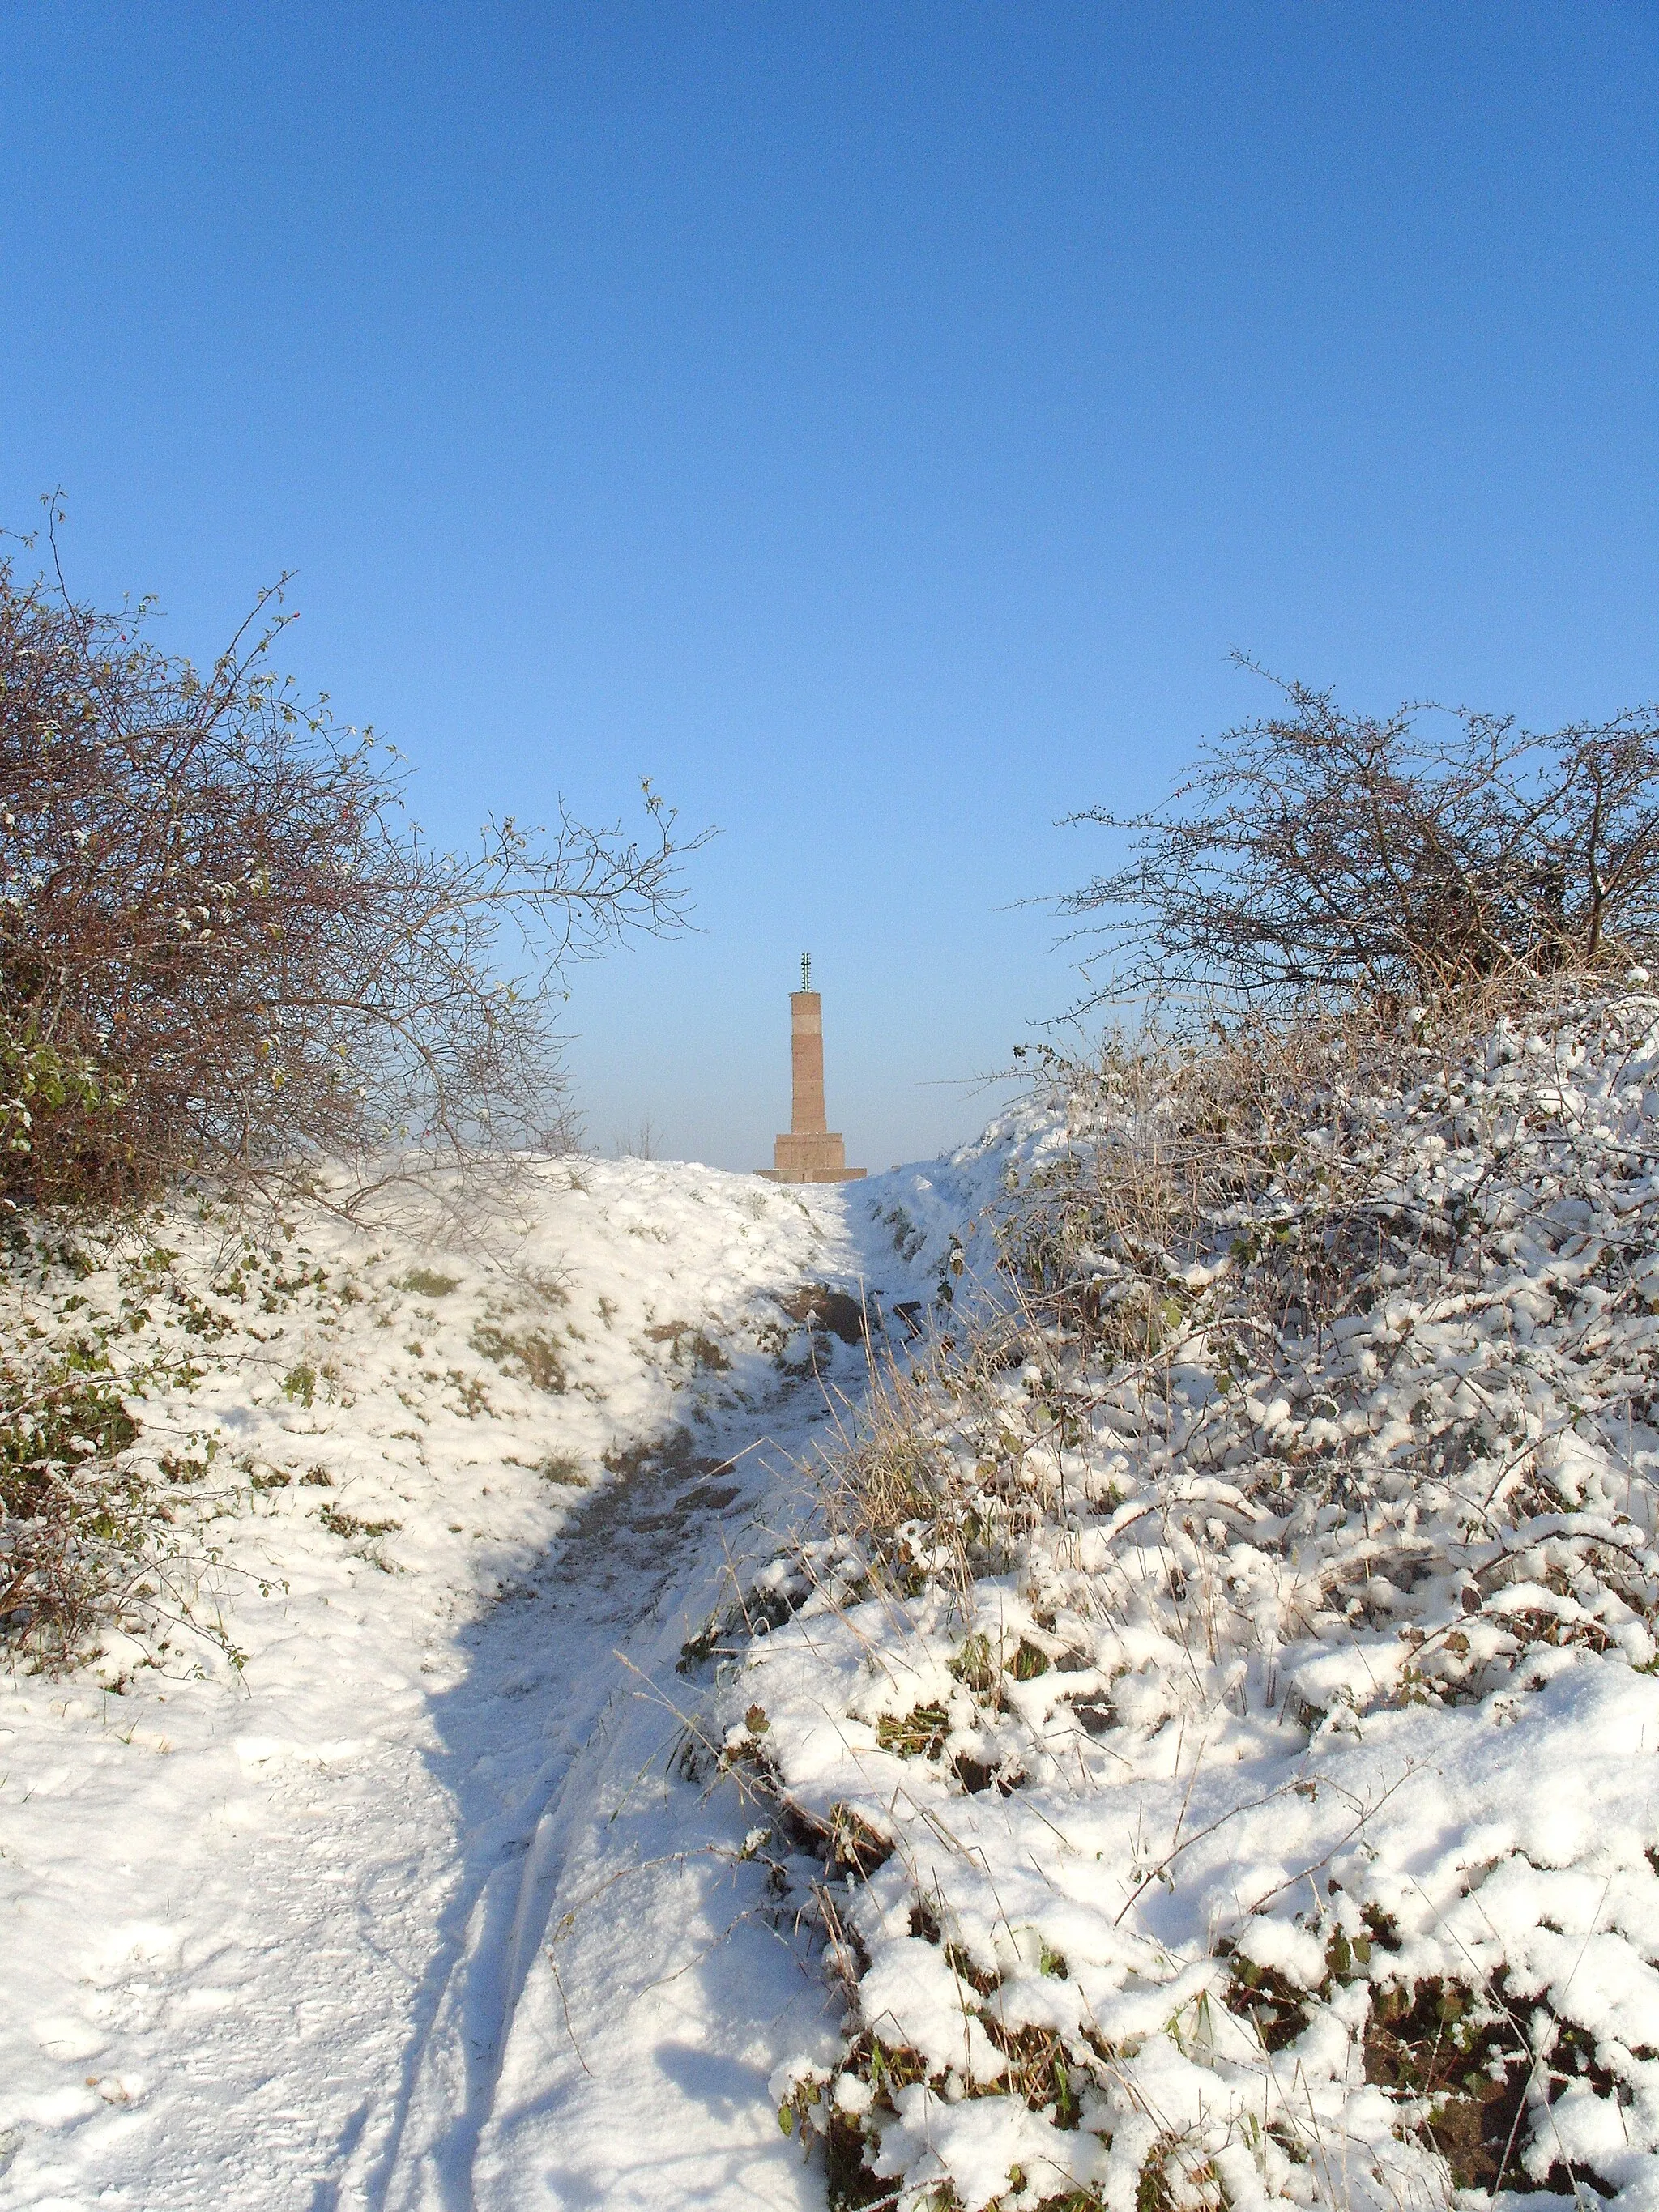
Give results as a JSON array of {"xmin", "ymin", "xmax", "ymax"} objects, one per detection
[{"xmin": 801, "ymin": 952, "xmax": 812, "ymax": 991}]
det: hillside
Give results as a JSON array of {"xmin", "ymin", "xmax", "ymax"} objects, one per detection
[
  {"xmin": 736, "ymin": 988, "xmax": 1659, "ymax": 2212},
  {"xmin": 8, "ymin": 987, "xmax": 1659, "ymax": 2212}
]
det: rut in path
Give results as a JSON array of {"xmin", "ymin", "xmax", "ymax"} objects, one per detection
[{"xmin": 358, "ymin": 1383, "xmax": 846, "ymax": 2212}]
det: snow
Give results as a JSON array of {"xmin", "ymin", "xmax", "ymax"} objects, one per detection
[
  {"xmin": 0, "ymin": 1152, "xmax": 971, "ymax": 2209},
  {"xmin": 14, "ymin": 990, "xmax": 1659, "ymax": 2212},
  {"xmin": 737, "ymin": 994, "xmax": 1659, "ymax": 2212}
]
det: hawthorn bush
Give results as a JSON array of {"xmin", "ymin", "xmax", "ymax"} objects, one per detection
[
  {"xmin": 1061, "ymin": 667, "xmax": 1659, "ymax": 1009},
  {"xmin": 0, "ymin": 535, "xmax": 697, "ymax": 1208}
]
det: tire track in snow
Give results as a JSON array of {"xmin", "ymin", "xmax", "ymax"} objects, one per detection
[
  {"xmin": 358, "ymin": 1188, "xmax": 966, "ymax": 2210},
  {"xmin": 355, "ymin": 1357, "xmax": 864, "ymax": 2210}
]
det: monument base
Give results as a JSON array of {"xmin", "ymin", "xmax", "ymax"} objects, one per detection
[
  {"xmin": 759, "ymin": 1130, "xmax": 867, "ymax": 1184},
  {"xmin": 757, "ymin": 1166, "xmax": 868, "ymax": 1184}
]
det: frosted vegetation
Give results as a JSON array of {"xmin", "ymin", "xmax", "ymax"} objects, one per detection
[
  {"xmin": 11, "ymin": 537, "xmax": 1659, "ymax": 2209},
  {"xmin": 732, "ymin": 984, "xmax": 1659, "ymax": 2212}
]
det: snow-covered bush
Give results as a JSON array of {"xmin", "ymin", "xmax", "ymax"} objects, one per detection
[
  {"xmin": 0, "ymin": 1220, "xmax": 242, "ymax": 1664},
  {"xmin": 0, "ymin": 522, "xmax": 698, "ymax": 1208},
  {"xmin": 0, "ymin": 1341, "xmax": 147, "ymax": 1660},
  {"xmin": 728, "ymin": 983, "xmax": 1659, "ymax": 2212}
]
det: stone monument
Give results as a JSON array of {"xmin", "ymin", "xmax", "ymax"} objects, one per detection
[{"xmin": 757, "ymin": 955, "xmax": 866, "ymax": 1184}]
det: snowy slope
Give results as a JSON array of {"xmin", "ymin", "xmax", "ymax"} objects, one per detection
[
  {"xmin": 28, "ymin": 990, "xmax": 1659, "ymax": 2212},
  {"xmin": 738, "ymin": 995, "xmax": 1659, "ymax": 2212},
  {"xmin": 0, "ymin": 1153, "xmax": 979, "ymax": 2211}
]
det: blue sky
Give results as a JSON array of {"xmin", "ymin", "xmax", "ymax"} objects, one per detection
[{"xmin": 2, "ymin": 3, "xmax": 1656, "ymax": 1168}]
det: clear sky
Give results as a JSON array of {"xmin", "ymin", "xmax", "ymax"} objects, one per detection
[{"xmin": 2, "ymin": 4, "xmax": 1656, "ymax": 1168}]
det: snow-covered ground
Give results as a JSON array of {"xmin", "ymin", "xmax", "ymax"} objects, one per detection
[
  {"xmin": 738, "ymin": 995, "xmax": 1659, "ymax": 2212},
  {"xmin": 0, "ymin": 1151, "xmax": 981, "ymax": 2211},
  {"xmin": 19, "ymin": 995, "xmax": 1659, "ymax": 2212}
]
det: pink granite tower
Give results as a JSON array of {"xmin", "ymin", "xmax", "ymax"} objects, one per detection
[{"xmin": 758, "ymin": 956, "xmax": 866, "ymax": 1184}]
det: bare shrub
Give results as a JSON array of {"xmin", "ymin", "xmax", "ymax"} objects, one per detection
[
  {"xmin": 0, "ymin": 518, "xmax": 702, "ymax": 1210},
  {"xmin": 1061, "ymin": 666, "xmax": 1659, "ymax": 1010},
  {"xmin": 611, "ymin": 1115, "xmax": 659, "ymax": 1161}
]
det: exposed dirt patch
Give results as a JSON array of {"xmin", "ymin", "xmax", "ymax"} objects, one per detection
[{"xmin": 781, "ymin": 1285, "xmax": 869, "ymax": 1345}]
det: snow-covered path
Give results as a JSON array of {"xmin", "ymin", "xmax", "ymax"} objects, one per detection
[
  {"xmin": 367, "ymin": 1405, "xmax": 829, "ymax": 2212},
  {"xmin": 1, "ymin": 1154, "xmax": 981, "ymax": 2211}
]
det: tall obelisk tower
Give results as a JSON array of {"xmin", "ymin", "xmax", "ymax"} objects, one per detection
[{"xmin": 759, "ymin": 955, "xmax": 866, "ymax": 1184}]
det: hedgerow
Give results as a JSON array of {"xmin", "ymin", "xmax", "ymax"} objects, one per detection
[
  {"xmin": 0, "ymin": 507, "xmax": 702, "ymax": 1656},
  {"xmin": 0, "ymin": 512, "xmax": 699, "ymax": 1209}
]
